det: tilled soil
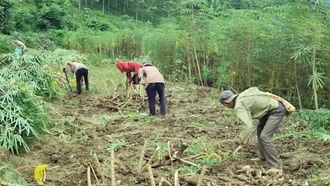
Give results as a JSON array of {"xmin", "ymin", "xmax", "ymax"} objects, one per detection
[{"xmin": 2, "ymin": 84, "xmax": 330, "ymax": 186}]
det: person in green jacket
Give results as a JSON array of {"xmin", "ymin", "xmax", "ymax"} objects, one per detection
[{"xmin": 219, "ymin": 87, "xmax": 287, "ymax": 169}]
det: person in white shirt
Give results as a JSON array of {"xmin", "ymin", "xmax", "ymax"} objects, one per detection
[{"xmin": 64, "ymin": 61, "xmax": 89, "ymax": 94}]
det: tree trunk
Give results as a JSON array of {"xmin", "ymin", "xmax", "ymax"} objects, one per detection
[
  {"xmin": 193, "ymin": 40, "xmax": 203, "ymax": 86},
  {"xmin": 108, "ymin": 0, "xmax": 110, "ymax": 13},
  {"xmin": 102, "ymin": 0, "xmax": 105, "ymax": 13},
  {"xmin": 187, "ymin": 45, "xmax": 191, "ymax": 79},
  {"xmin": 312, "ymin": 47, "xmax": 318, "ymax": 109},
  {"xmin": 247, "ymin": 41, "xmax": 251, "ymax": 87},
  {"xmin": 124, "ymin": 0, "xmax": 126, "ymax": 15},
  {"xmin": 294, "ymin": 60, "xmax": 302, "ymax": 109},
  {"xmin": 136, "ymin": 5, "xmax": 138, "ymax": 22}
]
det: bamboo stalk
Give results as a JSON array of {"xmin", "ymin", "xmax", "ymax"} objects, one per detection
[
  {"xmin": 197, "ymin": 166, "xmax": 207, "ymax": 186},
  {"xmin": 89, "ymin": 163, "xmax": 99, "ymax": 183},
  {"xmin": 138, "ymin": 139, "xmax": 148, "ymax": 173},
  {"xmin": 111, "ymin": 148, "xmax": 116, "ymax": 186},
  {"xmin": 120, "ymin": 97, "xmax": 132, "ymax": 109},
  {"xmin": 87, "ymin": 166, "xmax": 92, "ymax": 186},
  {"xmin": 141, "ymin": 146, "xmax": 161, "ymax": 171},
  {"xmin": 173, "ymin": 152, "xmax": 198, "ymax": 167},
  {"xmin": 93, "ymin": 153, "xmax": 106, "ymax": 184},
  {"xmin": 147, "ymin": 164, "xmax": 156, "ymax": 186},
  {"xmin": 167, "ymin": 141, "xmax": 173, "ymax": 162},
  {"xmin": 158, "ymin": 177, "xmax": 172, "ymax": 186},
  {"xmin": 174, "ymin": 170, "xmax": 179, "ymax": 186}
]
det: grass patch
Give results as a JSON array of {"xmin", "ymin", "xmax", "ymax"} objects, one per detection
[{"xmin": 88, "ymin": 63, "xmax": 125, "ymax": 95}]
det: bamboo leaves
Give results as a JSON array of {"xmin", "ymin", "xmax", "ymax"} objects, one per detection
[
  {"xmin": 308, "ymin": 72, "xmax": 326, "ymax": 90},
  {"xmin": 0, "ymin": 53, "xmax": 54, "ymax": 153}
]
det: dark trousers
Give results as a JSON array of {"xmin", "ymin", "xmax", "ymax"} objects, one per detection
[
  {"xmin": 257, "ymin": 101, "xmax": 286, "ymax": 167},
  {"xmin": 132, "ymin": 74, "xmax": 139, "ymax": 84},
  {"xmin": 146, "ymin": 83, "xmax": 166, "ymax": 115},
  {"xmin": 75, "ymin": 68, "xmax": 89, "ymax": 94}
]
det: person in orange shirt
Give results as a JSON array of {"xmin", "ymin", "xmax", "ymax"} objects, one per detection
[{"xmin": 115, "ymin": 60, "xmax": 143, "ymax": 88}]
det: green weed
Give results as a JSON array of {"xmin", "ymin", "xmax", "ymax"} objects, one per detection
[
  {"xmin": 98, "ymin": 115, "xmax": 109, "ymax": 127},
  {"xmin": 149, "ymin": 139, "xmax": 169, "ymax": 157},
  {"xmin": 175, "ymin": 166, "xmax": 201, "ymax": 175},
  {"xmin": 106, "ymin": 139, "xmax": 126, "ymax": 152},
  {"xmin": 122, "ymin": 109, "xmax": 150, "ymax": 122},
  {"xmin": 59, "ymin": 132, "xmax": 71, "ymax": 143},
  {"xmin": 196, "ymin": 153, "xmax": 221, "ymax": 166},
  {"xmin": 184, "ymin": 141, "xmax": 218, "ymax": 156}
]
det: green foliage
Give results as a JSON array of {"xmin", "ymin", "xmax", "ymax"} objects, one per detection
[
  {"xmin": 0, "ymin": 77, "xmax": 48, "ymax": 153},
  {"xmin": 0, "ymin": 51, "xmax": 68, "ymax": 153},
  {"xmin": 106, "ymin": 139, "xmax": 126, "ymax": 152},
  {"xmin": 35, "ymin": 0, "xmax": 72, "ymax": 31},
  {"xmin": 0, "ymin": 53, "xmax": 61, "ymax": 100},
  {"xmin": 184, "ymin": 142, "xmax": 218, "ymax": 156},
  {"xmin": 0, "ymin": 34, "xmax": 13, "ymax": 53},
  {"xmin": 2, "ymin": 0, "xmax": 330, "ymax": 109},
  {"xmin": 0, "ymin": 162, "xmax": 28, "ymax": 185},
  {"xmin": 176, "ymin": 165, "xmax": 200, "ymax": 175},
  {"xmin": 123, "ymin": 110, "xmax": 150, "ymax": 122},
  {"xmin": 277, "ymin": 109, "xmax": 330, "ymax": 142},
  {"xmin": 141, "ymin": 25, "xmax": 181, "ymax": 79},
  {"xmin": 0, "ymin": 0, "xmax": 13, "ymax": 34},
  {"xmin": 294, "ymin": 109, "xmax": 330, "ymax": 130}
]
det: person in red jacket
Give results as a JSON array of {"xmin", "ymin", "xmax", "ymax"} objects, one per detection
[{"xmin": 116, "ymin": 60, "xmax": 143, "ymax": 88}]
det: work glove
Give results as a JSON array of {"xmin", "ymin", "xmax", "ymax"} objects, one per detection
[{"xmin": 62, "ymin": 67, "xmax": 66, "ymax": 73}]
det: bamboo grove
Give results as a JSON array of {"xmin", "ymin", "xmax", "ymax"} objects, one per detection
[{"xmin": 67, "ymin": 1, "xmax": 330, "ymax": 110}]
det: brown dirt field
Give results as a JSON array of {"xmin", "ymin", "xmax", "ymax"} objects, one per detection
[{"xmin": 2, "ymin": 84, "xmax": 330, "ymax": 186}]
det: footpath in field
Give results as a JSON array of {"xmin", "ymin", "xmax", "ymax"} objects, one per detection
[{"xmin": 2, "ymin": 68, "xmax": 330, "ymax": 185}]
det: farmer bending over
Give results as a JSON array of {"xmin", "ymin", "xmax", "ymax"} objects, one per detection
[
  {"xmin": 139, "ymin": 62, "xmax": 166, "ymax": 116},
  {"xmin": 115, "ymin": 60, "xmax": 142, "ymax": 89},
  {"xmin": 64, "ymin": 61, "xmax": 89, "ymax": 94},
  {"xmin": 13, "ymin": 40, "xmax": 27, "ymax": 57},
  {"xmin": 219, "ymin": 87, "xmax": 290, "ymax": 171}
]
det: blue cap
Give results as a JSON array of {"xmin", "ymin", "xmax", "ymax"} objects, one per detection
[{"xmin": 143, "ymin": 62, "xmax": 152, "ymax": 67}]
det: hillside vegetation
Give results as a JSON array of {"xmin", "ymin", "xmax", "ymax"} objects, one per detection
[
  {"xmin": 1, "ymin": 0, "xmax": 330, "ymax": 108},
  {"xmin": 0, "ymin": 0, "xmax": 330, "ymax": 185}
]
